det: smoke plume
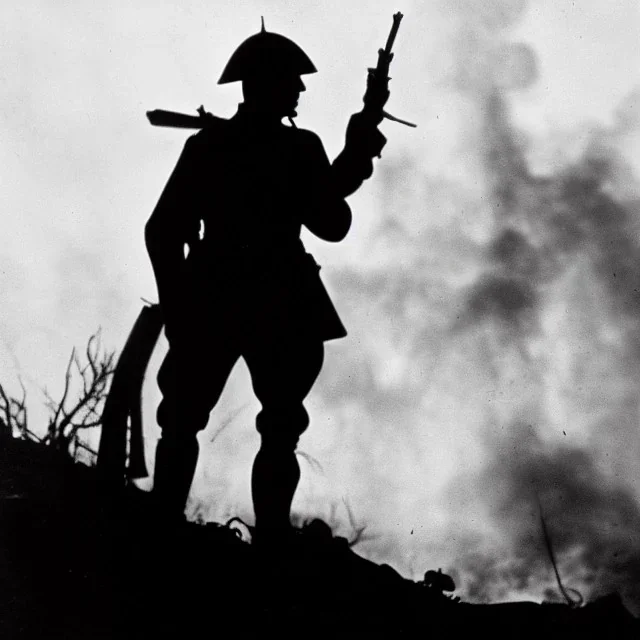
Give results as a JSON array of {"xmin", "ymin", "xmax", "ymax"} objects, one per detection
[{"xmin": 296, "ymin": 0, "xmax": 640, "ymax": 614}]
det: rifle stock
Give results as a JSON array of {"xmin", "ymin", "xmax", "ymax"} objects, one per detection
[{"xmin": 146, "ymin": 106, "xmax": 224, "ymax": 129}]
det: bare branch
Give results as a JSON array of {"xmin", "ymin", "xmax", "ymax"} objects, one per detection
[
  {"xmin": 83, "ymin": 403, "xmax": 102, "ymax": 422},
  {"xmin": 46, "ymin": 348, "xmax": 76, "ymax": 442},
  {"xmin": 66, "ymin": 419, "xmax": 102, "ymax": 449},
  {"xmin": 44, "ymin": 331, "xmax": 117, "ymax": 456},
  {"xmin": 343, "ymin": 497, "xmax": 370, "ymax": 547},
  {"xmin": 0, "ymin": 379, "xmax": 30, "ymax": 438},
  {"xmin": 75, "ymin": 419, "xmax": 102, "ymax": 429},
  {"xmin": 86, "ymin": 332, "xmax": 100, "ymax": 380},
  {"xmin": 14, "ymin": 378, "xmax": 29, "ymax": 438},
  {"xmin": 0, "ymin": 382, "xmax": 12, "ymax": 435},
  {"xmin": 58, "ymin": 374, "xmax": 105, "ymax": 436}
]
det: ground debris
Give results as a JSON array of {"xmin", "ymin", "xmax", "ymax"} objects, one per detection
[{"xmin": 0, "ymin": 438, "xmax": 638, "ymax": 638}]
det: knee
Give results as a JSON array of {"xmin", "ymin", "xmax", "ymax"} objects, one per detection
[
  {"xmin": 259, "ymin": 432, "xmax": 300, "ymax": 455},
  {"xmin": 256, "ymin": 405, "xmax": 309, "ymax": 452},
  {"xmin": 157, "ymin": 397, "xmax": 211, "ymax": 439},
  {"xmin": 156, "ymin": 361, "xmax": 216, "ymax": 439}
]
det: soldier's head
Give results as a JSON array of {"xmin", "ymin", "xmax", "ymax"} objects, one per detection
[
  {"xmin": 241, "ymin": 71, "xmax": 306, "ymax": 119},
  {"xmin": 218, "ymin": 21, "xmax": 316, "ymax": 118}
]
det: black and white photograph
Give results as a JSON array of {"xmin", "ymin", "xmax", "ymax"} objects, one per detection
[{"xmin": 1, "ymin": 1, "xmax": 639, "ymax": 637}]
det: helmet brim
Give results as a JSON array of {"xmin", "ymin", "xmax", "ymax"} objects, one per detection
[{"xmin": 218, "ymin": 31, "xmax": 317, "ymax": 85}]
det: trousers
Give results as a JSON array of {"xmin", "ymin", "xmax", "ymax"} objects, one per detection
[
  {"xmin": 153, "ymin": 310, "xmax": 325, "ymax": 517},
  {"xmin": 157, "ymin": 332, "xmax": 324, "ymax": 446}
]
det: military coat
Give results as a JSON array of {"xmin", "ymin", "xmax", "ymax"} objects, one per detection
[{"xmin": 147, "ymin": 104, "xmax": 352, "ymax": 343}]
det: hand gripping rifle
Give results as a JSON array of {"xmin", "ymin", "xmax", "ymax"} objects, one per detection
[{"xmin": 363, "ymin": 12, "xmax": 416, "ymax": 129}]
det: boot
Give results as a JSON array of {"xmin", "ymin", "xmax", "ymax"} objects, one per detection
[
  {"xmin": 152, "ymin": 436, "xmax": 199, "ymax": 526},
  {"xmin": 251, "ymin": 443, "xmax": 300, "ymax": 546}
]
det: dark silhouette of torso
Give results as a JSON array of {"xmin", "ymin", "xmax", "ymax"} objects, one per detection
[{"xmin": 152, "ymin": 103, "xmax": 351, "ymax": 346}]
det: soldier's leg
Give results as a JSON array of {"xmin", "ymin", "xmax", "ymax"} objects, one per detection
[
  {"xmin": 154, "ymin": 339, "xmax": 240, "ymax": 521},
  {"xmin": 244, "ymin": 338, "xmax": 325, "ymax": 536}
]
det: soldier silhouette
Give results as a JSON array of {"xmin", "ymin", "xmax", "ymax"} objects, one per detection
[{"xmin": 145, "ymin": 23, "xmax": 387, "ymax": 540}]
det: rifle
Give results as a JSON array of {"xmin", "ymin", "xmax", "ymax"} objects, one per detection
[
  {"xmin": 146, "ymin": 14, "xmax": 415, "ymax": 131},
  {"xmin": 146, "ymin": 105, "xmax": 302, "ymax": 130},
  {"xmin": 146, "ymin": 105, "xmax": 223, "ymax": 129},
  {"xmin": 97, "ymin": 303, "xmax": 163, "ymax": 491},
  {"xmin": 363, "ymin": 12, "xmax": 416, "ymax": 128}
]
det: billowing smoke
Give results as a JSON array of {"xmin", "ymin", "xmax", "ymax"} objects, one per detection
[
  {"xmin": 116, "ymin": 0, "xmax": 640, "ymax": 613},
  {"xmin": 449, "ymin": 421, "xmax": 640, "ymax": 607},
  {"xmin": 288, "ymin": 0, "xmax": 640, "ymax": 614}
]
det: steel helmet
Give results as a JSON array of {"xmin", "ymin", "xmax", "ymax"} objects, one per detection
[{"xmin": 218, "ymin": 19, "xmax": 317, "ymax": 84}]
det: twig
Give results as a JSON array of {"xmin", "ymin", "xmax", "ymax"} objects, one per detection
[
  {"xmin": 0, "ymin": 379, "xmax": 29, "ymax": 437},
  {"xmin": 43, "ymin": 331, "xmax": 117, "ymax": 453},
  {"xmin": 342, "ymin": 496, "xmax": 370, "ymax": 547},
  {"xmin": 208, "ymin": 403, "xmax": 249, "ymax": 443},
  {"xmin": 295, "ymin": 450, "xmax": 325, "ymax": 475},
  {"xmin": 536, "ymin": 495, "xmax": 583, "ymax": 608}
]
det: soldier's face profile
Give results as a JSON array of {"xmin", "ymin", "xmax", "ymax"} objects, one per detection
[
  {"xmin": 243, "ymin": 72, "xmax": 306, "ymax": 118},
  {"xmin": 274, "ymin": 74, "xmax": 305, "ymax": 117}
]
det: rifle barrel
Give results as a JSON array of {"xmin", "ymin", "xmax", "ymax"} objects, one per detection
[{"xmin": 384, "ymin": 12, "xmax": 403, "ymax": 55}]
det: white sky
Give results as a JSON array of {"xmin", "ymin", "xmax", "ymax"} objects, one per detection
[
  {"xmin": 1, "ymin": 0, "xmax": 640, "ymax": 599},
  {"xmin": 2, "ymin": 0, "xmax": 637, "ymax": 383}
]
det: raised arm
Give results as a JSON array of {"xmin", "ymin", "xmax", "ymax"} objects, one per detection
[
  {"xmin": 332, "ymin": 111, "xmax": 387, "ymax": 198},
  {"xmin": 299, "ymin": 119, "xmax": 385, "ymax": 242}
]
